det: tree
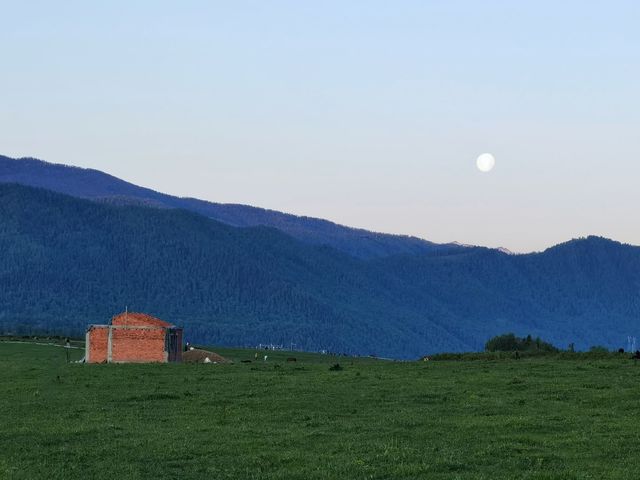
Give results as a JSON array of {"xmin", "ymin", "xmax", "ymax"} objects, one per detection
[{"xmin": 485, "ymin": 333, "xmax": 558, "ymax": 353}]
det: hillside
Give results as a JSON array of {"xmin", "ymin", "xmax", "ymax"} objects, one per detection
[
  {"xmin": 0, "ymin": 155, "xmax": 455, "ymax": 259},
  {"xmin": 1, "ymin": 183, "xmax": 639, "ymax": 357},
  {"xmin": 0, "ymin": 183, "xmax": 470, "ymax": 357}
]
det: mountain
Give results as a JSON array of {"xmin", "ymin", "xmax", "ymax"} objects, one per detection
[
  {"xmin": 0, "ymin": 183, "xmax": 470, "ymax": 357},
  {"xmin": 1, "ymin": 182, "xmax": 639, "ymax": 358},
  {"xmin": 0, "ymin": 155, "xmax": 458, "ymax": 259}
]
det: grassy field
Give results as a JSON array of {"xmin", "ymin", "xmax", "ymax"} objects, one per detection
[{"xmin": 2, "ymin": 341, "xmax": 640, "ymax": 479}]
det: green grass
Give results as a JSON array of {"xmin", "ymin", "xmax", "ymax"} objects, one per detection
[{"xmin": 2, "ymin": 342, "xmax": 640, "ymax": 479}]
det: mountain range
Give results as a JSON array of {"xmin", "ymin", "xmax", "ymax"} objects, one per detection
[
  {"xmin": 0, "ymin": 155, "xmax": 455, "ymax": 259},
  {"xmin": 1, "ymin": 155, "xmax": 639, "ymax": 358}
]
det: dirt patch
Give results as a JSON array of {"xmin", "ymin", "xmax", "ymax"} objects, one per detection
[{"xmin": 182, "ymin": 348, "xmax": 231, "ymax": 364}]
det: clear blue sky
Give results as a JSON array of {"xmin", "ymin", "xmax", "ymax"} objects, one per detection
[{"xmin": 2, "ymin": 1, "xmax": 639, "ymax": 251}]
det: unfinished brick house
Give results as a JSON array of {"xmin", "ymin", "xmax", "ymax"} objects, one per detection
[{"xmin": 86, "ymin": 312, "xmax": 183, "ymax": 363}]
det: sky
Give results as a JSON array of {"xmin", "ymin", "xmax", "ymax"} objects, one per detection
[{"xmin": 2, "ymin": 1, "xmax": 639, "ymax": 252}]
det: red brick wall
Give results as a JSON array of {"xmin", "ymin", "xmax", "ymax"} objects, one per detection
[
  {"xmin": 87, "ymin": 327, "xmax": 108, "ymax": 363},
  {"xmin": 112, "ymin": 312, "xmax": 172, "ymax": 328},
  {"xmin": 111, "ymin": 327, "xmax": 167, "ymax": 363},
  {"xmin": 87, "ymin": 313, "xmax": 179, "ymax": 363}
]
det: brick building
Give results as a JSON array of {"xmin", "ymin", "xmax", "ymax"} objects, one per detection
[{"xmin": 86, "ymin": 312, "xmax": 182, "ymax": 363}]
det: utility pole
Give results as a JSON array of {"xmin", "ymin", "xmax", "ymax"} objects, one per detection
[{"xmin": 64, "ymin": 338, "xmax": 71, "ymax": 363}]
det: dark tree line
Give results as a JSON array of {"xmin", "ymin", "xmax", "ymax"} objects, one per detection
[{"xmin": 485, "ymin": 333, "xmax": 559, "ymax": 353}]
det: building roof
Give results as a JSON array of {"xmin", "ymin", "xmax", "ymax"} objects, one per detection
[{"xmin": 110, "ymin": 312, "xmax": 174, "ymax": 328}]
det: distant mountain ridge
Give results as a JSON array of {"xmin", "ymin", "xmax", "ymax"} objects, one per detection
[
  {"xmin": 1, "ymin": 181, "xmax": 639, "ymax": 358},
  {"xmin": 0, "ymin": 155, "xmax": 459, "ymax": 259}
]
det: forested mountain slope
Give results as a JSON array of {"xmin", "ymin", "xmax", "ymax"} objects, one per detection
[
  {"xmin": 1, "ymin": 183, "xmax": 638, "ymax": 357},
  {"xmin": 0, "ymin": 155, "xmax": 455, "ymax": 259}
]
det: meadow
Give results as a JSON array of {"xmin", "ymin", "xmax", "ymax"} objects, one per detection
[{"xmin": 1, "ymin": 340, "xmax": 640, "ymax": 479}]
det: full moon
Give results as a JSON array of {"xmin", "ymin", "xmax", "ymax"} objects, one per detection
[{"xmin": 476, "ymin": 153, "xmax": 495, "ymax": 173}]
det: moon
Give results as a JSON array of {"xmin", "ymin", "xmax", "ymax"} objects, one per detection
[{"xmin": 476, "ymin": 153, "xmax": 495, "ymax": 173}]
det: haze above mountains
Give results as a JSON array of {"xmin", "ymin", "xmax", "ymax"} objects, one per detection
[{"xmin": 1, "ymin": 155, "xmax": 638, "ymax": 358}]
